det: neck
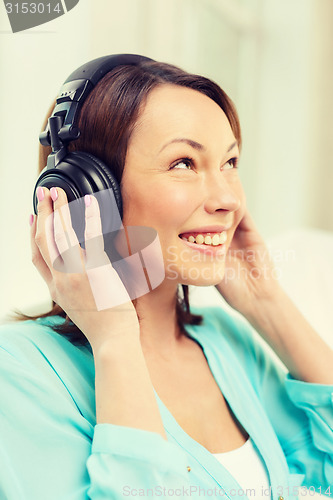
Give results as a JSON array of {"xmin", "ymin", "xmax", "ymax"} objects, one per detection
[{"xmin": 134, "ymin": 279, "xmax": 186, "ymax": 357}]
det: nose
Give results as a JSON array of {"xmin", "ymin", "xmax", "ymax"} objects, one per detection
[{"xmin": 202, "ymin": 171, "xmax": 242, "ymax": 214}]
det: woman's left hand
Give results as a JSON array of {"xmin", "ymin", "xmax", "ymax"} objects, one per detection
[
  {"xmin": 216, "ymin": 209, "xmax": 333, "ymax": 385},
  {"xmin": 215, "ymin": 208, "xmax": 282, "ymax": 318}
]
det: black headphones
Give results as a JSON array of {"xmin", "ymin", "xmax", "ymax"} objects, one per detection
[{"xmin": 32, "ymin": 54, "xmax": 153, "ymax": 248}]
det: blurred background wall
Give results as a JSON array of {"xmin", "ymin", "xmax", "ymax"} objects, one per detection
[{"xmin": 0, "ymin": 0, "xmax": 333, "ymax": 319}]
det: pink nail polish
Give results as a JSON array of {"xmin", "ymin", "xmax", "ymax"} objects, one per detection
[
  {"xmin": 29, "ymin": 214, "xmax": 34, "ymax": 226},
  {"xmin": 84, "ymin": 194, "xmax": 91, "ymax": 207},
  {"xmin": 50, "ymin": 187, "xmax": 58, "ymax": 202},
  {"xmin": 36, "ymin": 186, "xmax": 44, "ymax": 202}
]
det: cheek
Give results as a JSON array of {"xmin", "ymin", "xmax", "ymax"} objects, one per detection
[
  {"xmin": 122, "ymin": 181, "xmax": 193, "ymax": 229},
  {"xmin": 150, "ymin": 187, "xmax": 192, "ymax": 226}
]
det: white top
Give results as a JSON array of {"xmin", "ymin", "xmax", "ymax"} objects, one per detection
[{"xmin": 213, "ymin": 438, "xmax": 271, "ymax": 499}]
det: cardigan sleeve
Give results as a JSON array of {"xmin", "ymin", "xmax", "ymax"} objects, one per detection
[
  {"xmin": 86, "ymin": 424, "xmax": 191, "ymax": 499},
  {"xmin": 0, "ymin": 324, "xmax": 193, "ymax": 500},
  {"xmin": 222, "ymin": 308, "xmax": 333, "ymax": 496}
]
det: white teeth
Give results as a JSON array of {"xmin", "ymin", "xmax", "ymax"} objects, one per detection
[
  {"xmin": 212, "ymin": 234, "xmax": 220, "ymax": 246},
  {"xmin": 219, "ymin": 231, "xmax": 227, "ymax": 244},
  {"xmin": 181, "ymin": 231, "xmax": 228, "ymax": 246}
]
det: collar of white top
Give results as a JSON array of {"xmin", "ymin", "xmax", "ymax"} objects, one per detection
[{"xmin": 213, "ymin": 437, "xmax": 251, "ymax": 456}]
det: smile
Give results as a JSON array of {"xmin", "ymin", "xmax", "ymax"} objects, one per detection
[
  {"xmin": 179, "ymin": 231, "xmax": 227, "ymax": 246},
  {"xmin": 178, "ymin": 231, "xmax": 228, "ymax": 256}
]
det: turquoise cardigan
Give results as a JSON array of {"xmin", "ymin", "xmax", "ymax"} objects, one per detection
[{"xmin": 0, "ymin": 306, "xmax": 332, "ymax": 500}]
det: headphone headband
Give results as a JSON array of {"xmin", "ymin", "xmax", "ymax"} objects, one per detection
[
  {"xmin": 39, "ymin": 54, "xmax": 154, "ymax": 154},
  {"xmin": 63, "ymin": 54, "xmax": 152, "ymax": 86}
]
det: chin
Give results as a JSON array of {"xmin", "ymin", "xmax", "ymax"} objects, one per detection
[
  {"xmin": 183, "ymin": 275, "xmax": 225, "ymax": 287},
  {"xmin": 167, "ymin": 262, "xmax": 226, "ymax": 287}
]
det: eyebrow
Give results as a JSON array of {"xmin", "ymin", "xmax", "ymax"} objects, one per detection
[{"xmin": 159, "ymin": 138, "xmax": 238, "ymax": 154}]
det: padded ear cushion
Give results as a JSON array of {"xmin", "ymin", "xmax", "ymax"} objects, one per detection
[
  {"xmin": 63, "ymin": 151, "xmax": 123, "ymax": 218},
  {"xmin": 33, "ymin": 150, "xmax": 123, "ymax": 251}
]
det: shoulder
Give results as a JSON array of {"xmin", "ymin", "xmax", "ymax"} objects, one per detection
[
  {"xmin": 0, "ymin": 317, "xmax": 93, "ymax": 383},
  {"xmin": 0, "ymin": 316, "xmax": 80, "ymax": 355},
  {"xmin": 0, "ymin": 315, "xmax": 62, "ymax": 346}
]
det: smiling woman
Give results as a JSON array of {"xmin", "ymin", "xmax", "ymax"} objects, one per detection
[
  {"xmin": 121, "ymin": 84, "xmax": 245, "ymax": 287},
  {"xmin": 0, "ymin": 54, "xmax": 332, "ymax": 500}
]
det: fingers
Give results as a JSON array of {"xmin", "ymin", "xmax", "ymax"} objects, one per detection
[
  {"xmin": 83, "ymin": 194, "xmax": 131, "ymax": 309},
  {"xmin": 35, "ymin": 186, "xmax": 61, "ymax": 270},
  {"xmin": 51, "ymin": 187, "xmax": 84, "ymax": 274},
  {"xmin": 236, "ymin": 207, "xmax": 258, "ymax": 233},
  {"xmin": 34, "ymin": 186, "xmax": 112, "ymax": 276},
  {"xmin": 34, "ymin": 187, "xmax": 108, "ymax": 277},
  {"xmin": 30, "ymin": 213, "xmax": 53, "ymax": 286},
  {"xmin": 231, "ymin": 206, "xmax": 265, "ymax": 251},
  {"xmin": 32, "ymin": 188, "xmax": 135, "ymax": 314},
  {"xmin": 84, "ymin": 194, "xmax": 110, "ymax": 269}
]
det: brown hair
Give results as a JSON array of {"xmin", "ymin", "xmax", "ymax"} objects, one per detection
[{"xmin": 14, "ymin": 59, "xmax": 241, "ymax": 346}]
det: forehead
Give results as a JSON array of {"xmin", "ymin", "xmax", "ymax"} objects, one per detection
[{"xmin": 129, "ymin": 84, "xmax": 236, "ymax": 153}]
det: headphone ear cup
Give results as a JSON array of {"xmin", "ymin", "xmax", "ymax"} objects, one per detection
[
  {"xmin": 62, "ymin": 151, "xmax": 123, "ymax": 217},
  {"xmin": 33, "ymin": 151, "xmax": 123, "ymax": 256}
]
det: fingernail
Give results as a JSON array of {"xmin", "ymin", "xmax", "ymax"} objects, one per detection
[
  {"xmin": 29, "ymin": 214, "xmax": 34, "ymax": 226},
  {"xmin": 84, "ymin": 194, "xmax": 91, "ymax": 207},
  {"xmin": 36, "ymin": 186, "xmax": 44, "ymax": 202},
  {"xmin": 50, "ymin": 187, "xmax": 58, "ymax": 202}
]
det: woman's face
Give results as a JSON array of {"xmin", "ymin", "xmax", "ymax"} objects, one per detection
[{"xmin": 120, "ymin": 84, "xmax": 246, "ymax": 286}]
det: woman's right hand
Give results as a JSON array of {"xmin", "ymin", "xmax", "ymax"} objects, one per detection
[{"xmin": 30, "ymin": 186, "xmax": 140, "ymax": 353}]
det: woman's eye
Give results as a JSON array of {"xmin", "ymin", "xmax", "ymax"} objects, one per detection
[
  {"xmin": 170, "ymin": 158, "xmax": 193, "ymax": 170},
  {"xmin": 222, "ymin": 157, "xmax": 239, "ymax": 170}
]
